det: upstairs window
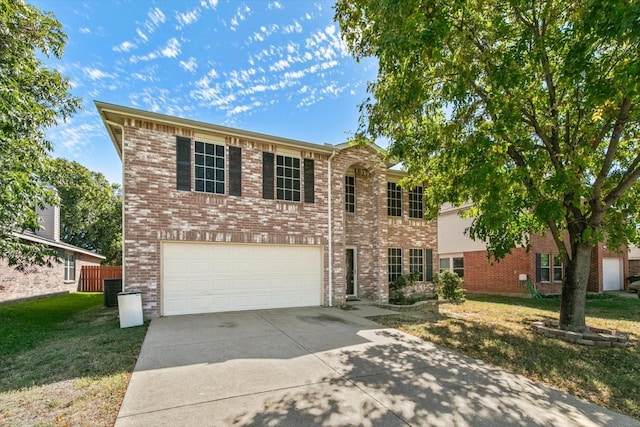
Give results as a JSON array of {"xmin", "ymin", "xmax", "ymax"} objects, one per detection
[
  {"xmin": 195, "ymin": 141, "xmax": 225, "ymax": 194},
  {"xmin": 345, "ymin": 175, "xmax": 355, "ymax": 213},
  {"xmin": 387, "ymin": 182, "xmax": 402, "ymax": 217},
  {"xmin": 276, "ymin": 155, "xmax": 301, "ymax": 201},
  {"xmin": 409, "ymin": 186, "xmax": 423, "ymax": 219}
]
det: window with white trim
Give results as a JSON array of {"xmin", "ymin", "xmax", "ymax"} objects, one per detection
[
  {"xmin": 539, "ymin": 253, "xmax": 551, "ymax": 282},
  {"xmin": 195, "ymin": 141, "xmax": 225, "ymax": 194},
  {"xmin": 276, "ymin": 155, "xmax": 301, "ymax": 201},
  {"xmin": 410, "ymin": 248, "xmax": 424, "ymax": 281},
  {"xmin": 439, "ymin": 256, "xmax": 464, "ymax": 277},
  {"xmin": 553, "ymin": 254, "xmax": 564, "ymax": 282},
  {"xmin": 388, "ymin": 248, "xmax": 403, "ymax": 283},
  {"xmin": 64, "ymin": 252, "xmax": 75, "ymax": 282}
]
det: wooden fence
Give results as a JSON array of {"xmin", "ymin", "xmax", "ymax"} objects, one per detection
[{"xmin": 79, "ymin": 265, "xmax": 122, "ymax": 292}]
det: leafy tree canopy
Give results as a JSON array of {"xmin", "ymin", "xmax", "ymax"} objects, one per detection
[
  {"xmin": 336, "ymin": 0, "xmax": 640, "ymax": 331},
  {"xmin": 0, "ymin": 0, "xmax": 80, "ymax": 268},
  {"xmin": 50, "ymin": 159, "xmax": 122, "ymax": 266}
]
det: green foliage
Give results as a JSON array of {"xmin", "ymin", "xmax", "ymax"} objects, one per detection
[
  {"xmin": 434, "ymin": 270, "xmax": 466, "ymax": 302},
  {"xmin": 336, "ymin": 0, "xmax": 640, "ymax": 330},
  {"xmin": 0, "ymin": 0, "xmax": 80, "ymax": 269},
  {"xmin": 49, "ymin": 159, "xmax": 122, "ymax": 265},
  {"xmin": 389, "ymin": 272, "xmax": 418, "ymax": 304}
]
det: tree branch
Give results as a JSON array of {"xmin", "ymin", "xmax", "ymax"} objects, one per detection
[{"xmin": 593, "ymin": 97, "xmax": 632, "ymax": 200}]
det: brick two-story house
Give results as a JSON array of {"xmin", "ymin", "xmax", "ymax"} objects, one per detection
[{"xmin": 96, "ymin": 101, "xmax": 437, "ymax": 318}]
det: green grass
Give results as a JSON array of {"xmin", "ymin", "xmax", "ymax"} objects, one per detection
[
  {"xmin": 373, "ymin": 294, "xmax": 640, "ymax": 420},
  {"xmin": 0, "ymin": 293, "xmax": 148, "ymax": 426}
]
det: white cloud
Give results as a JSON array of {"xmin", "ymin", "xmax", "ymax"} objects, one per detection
[
  {"xmin": 268, "ymin": 2, "xmax": 283, "ymax": 10},
  {"xmin": 113, "ymin": 41, "xmax": 137, "ymax": 52},
  {"xmin": 147, "ymin": 7, "xmax": 166, "ymax": 29},
  {"xmin": 83, "ymin": 67, "xmax": 115, "ymax": 80},
  {"xmin": 160, "ymin": 38, "xmax": 181, "ymax": 58},
  {"xmin": 136, "ymin": 28, "xmax": 148, "ymax": 42},
  {"xmin": 229, "ymin": 5, "xmax": 251, "ymax": 31},
  {"xmin": 180, "ymin": 57, "xmax": 198, "ymax": 73},
  {"xmin": 200, "ymin": 0, "xmax": 218, "ymax": 9},
  {"xmin": 283, "ymin": 20, "xmax": 302, "ymax": 34},
  {"xmin": 269, "ymin": 59, "xmax": 289, "ymax": 72},
  {"xmin": 176, "ymin": 9, "xmax": 199, "ymax": 27},
  {"xmin": 129, "ymin": 52, "xmax": 158, "ymax": 63},
  {"xmin": 79, "ymin": 27, "xmax": 91, "ymax": 34}
]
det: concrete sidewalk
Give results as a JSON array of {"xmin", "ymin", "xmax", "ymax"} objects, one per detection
[{"xmin": 115, "ymin": 307, "xmax": 639, "ymax": 426}]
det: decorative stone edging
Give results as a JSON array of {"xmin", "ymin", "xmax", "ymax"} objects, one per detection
[
  {"xmin": 377, "ymin": 299, "xmax": 453, "ymax": 313},
  {"xmin": 531, "ymin": 320, "xmax": 631, "ymax": 347}
]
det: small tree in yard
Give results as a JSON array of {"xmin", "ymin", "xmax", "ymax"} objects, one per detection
[
  {"xmin": 336, "ymin": 0, "xmax": 640, "ymax": 332},
  {"xmin": 435, "ymin": 271, "xmax": 466, "ymax": 302},
  {"xmin": 0, "ymin": 0, "xmax": 80, "ymax": 269}
]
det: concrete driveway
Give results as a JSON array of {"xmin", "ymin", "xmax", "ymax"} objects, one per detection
[{"xmin": 115, "ymin": 307, "xmax": 639, "ymax": 427}]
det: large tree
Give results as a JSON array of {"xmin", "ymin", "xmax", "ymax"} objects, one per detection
[
  {"xmin": 336, "ymin": 0, "xmax": 640, "ymax": 331},
  {"xmin": 0, "ymin": 0, "xmax": 80, "ymax": 269},
  {"xmin": 50, "ymin": 159, "xmax": 122, "ymax": 266}
]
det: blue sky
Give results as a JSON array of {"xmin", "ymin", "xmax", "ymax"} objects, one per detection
[{"xmin": 32, "ymin": 0, "xmax": 378, "ymax": 185}]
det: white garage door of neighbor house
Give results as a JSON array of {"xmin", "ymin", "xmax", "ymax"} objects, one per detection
[
  {"xmin": 162, "ymin": 242, "xmax": 323, "ymax": 316},
  {"xmin": 602, "ymin": 258, "xmax": 622, "ymax": 291}
]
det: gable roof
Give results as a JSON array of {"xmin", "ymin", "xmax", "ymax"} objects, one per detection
[
  {"xmin": 12, "ymin": 232, "xmax": 106, "ymax": 261},
  {"xmin": 95, "ymin": 100, "xmax": 337, "ymax": 159}
]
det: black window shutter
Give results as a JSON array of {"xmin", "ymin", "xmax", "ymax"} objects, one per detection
[
  {"xmin": 304, "ymin": 158, "xmax": 314, "ymax": 203},
  {"xmin": 426, "ymin": 248, "xmax": 433, "ymax": 281},
  {"xmin": 535, "ymin": 253, "xmax": 541, "ymax": 282},
  {"xmin": 262, "ymin": 152, "xmax": 274, "ymax": 199},
  {"xmin": 176, "ymin": 136, "xmax": 191, "ymax": 191},
  {"xmin": 229, "ymin": 146, "xmax": 242, "ymax": 196}
]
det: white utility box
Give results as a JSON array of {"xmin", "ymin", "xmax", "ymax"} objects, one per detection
[{"xmin": 117, "ymin": 290, "xmax": 143, "ymax": 328}]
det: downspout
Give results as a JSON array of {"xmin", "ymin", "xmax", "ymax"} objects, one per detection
[
  {"xmin": 327, "ymin": 150, "xmax": 337, "ymax": 307},
  {"xmin": 105, "ymin": 120, "xmax": 125, "ymax": 293}
]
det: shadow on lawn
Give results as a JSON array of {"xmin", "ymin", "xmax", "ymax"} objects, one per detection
[
  {"xmin": 0, "ymin": 293, "xmax": 147, "ymax": 393},
  {"xmin": 382, "ymin": 311, "xmax": 640, "ymax": 420}
]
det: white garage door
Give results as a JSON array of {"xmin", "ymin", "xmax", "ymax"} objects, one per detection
[
  {"xmin": 161, "ymin": 242, "xmax": 323, "ymax": 316},
  {"xmin": 603, "ymin": 258, "xmax": 622, "ymax": 291}
]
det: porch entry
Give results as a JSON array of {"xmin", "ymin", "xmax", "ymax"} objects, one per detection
[{"xmin": 346, "ymin": 246, "xmax": 357, "ymax": 296}]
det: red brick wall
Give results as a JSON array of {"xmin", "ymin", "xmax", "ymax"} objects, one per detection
[
  {"xmin": 462, "ymin": 248, "xmax": 532, "ymax": 295},
  {"xmin": 461, "ymin": 232, "xmax": 628, "ymax": 295}
]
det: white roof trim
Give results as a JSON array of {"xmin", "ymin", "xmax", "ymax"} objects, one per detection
[{"xmin": 12, "ymin": 232, "xmax": 106, "ymax": 260}]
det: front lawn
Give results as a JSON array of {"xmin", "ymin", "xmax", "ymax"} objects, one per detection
[
  {"xmin": 373, "ymin": 294, "xmax": 640, "ymax": 420},
  {"xmin": 0, "ymin": 293, "xmax": 148, "ymax": 426}
]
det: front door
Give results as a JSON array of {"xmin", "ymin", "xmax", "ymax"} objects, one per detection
[{"xmin": 346, "ymin": 247, "xmax": 356, "ymax": 296}]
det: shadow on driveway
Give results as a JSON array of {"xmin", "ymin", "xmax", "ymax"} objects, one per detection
[{"xmin": 116, "ymin": 307, "xmax": 639, "ymax": 427}]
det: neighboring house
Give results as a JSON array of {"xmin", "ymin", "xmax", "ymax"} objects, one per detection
[
  {"xmin": 0, "ymin": 204, "xmax": 105, "ymax": 304},
  {"xmin": 438, "ymin": 204, "xmax": 629, "ymax": 295},
  {"xmin": 629, "ymin": 245, "xmax": 640, "ymax": 278},
  {"xmin": 96, "ymin": 101, "xmax": 437, "ymax": 318}
]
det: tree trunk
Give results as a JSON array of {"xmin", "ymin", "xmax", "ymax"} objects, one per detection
[{"xmin": 559, "ymin": 242, "xmax": 592, "ymax": 332}]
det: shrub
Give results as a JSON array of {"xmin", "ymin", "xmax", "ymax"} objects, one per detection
[
  {"xmin": 435, "ymin": 270, "xmax": 465, "ymax": 302},
  {"xmin": 389, "ymin": 272, "xmax": 418, "ymax": 304}
]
